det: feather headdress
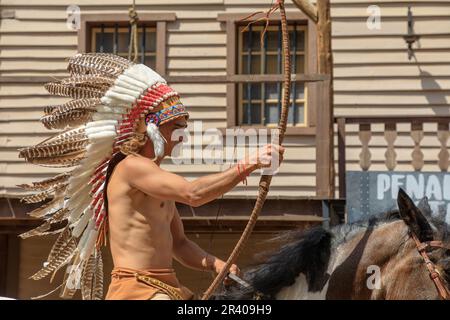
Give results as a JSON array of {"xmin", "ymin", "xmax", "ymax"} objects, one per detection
[{"xmin": 18, "ymin": 53, "xmax": 188, "ymax": 299}]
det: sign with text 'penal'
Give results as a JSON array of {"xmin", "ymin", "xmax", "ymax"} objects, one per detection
[{"xmin": 346, "ymin": 171, "xmax": 450, "ymax": 224}]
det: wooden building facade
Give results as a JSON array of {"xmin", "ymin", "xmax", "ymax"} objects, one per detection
[{"xmin": 0, "ymin": 0, "xmax": 449, "ymax": 298}]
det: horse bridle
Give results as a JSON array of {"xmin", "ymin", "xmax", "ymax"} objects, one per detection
[
  {"xmin": 411, "ymin": 233, "xmax": 450, "ymax": 300},
  {"xmin": 226, "ymin": 234, "xmax": 450, "ymax": 300}
]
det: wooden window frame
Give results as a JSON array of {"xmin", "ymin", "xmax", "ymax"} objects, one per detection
[
  {"xmin": 78, "ymin": 13, "xmax": 176, "ymax": 77},
  {"xmin": 219, "ymin": 12, "xmax": 318, "ymax": 136},
  {"xmin": 237, "ymin": 24, "xmax": 308, "ymax": 127},
  {"xmin": 90, "ymin": 25, "xmax": 157, "ymax": 67}
]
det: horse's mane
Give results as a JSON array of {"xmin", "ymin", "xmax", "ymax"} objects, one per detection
[
  {"xmin": 331, "ymin": 210, "xmax": 400, "ymax": 248},
  {"xmin": 216, "ymin": 205, "xmax": 450, "ymax": 300},
  {"xmin": 216, "ymin": 226, "xmax": 332, "ymax": 299},
  {"xmin": 332, "ymin": 207, "xmax": 450, "ymax": 247}
]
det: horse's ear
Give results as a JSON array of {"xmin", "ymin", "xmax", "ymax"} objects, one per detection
[
  {"xmin": 417, "ymin": 196, "xmax": 432, "ymax": 217},
  {"xmin": 397, "ymin": 188, "xmax": 434, "ymax": 242}
]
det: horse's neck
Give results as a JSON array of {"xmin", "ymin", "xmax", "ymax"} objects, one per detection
[
  {"xmin": 274, "ymin": 240, "xmax": 370, "ymax": 300},
  {"xmin": 275, "ymin": 251, "xmax": 338, "ymax": 300},
  {"xmin": 275, "ymin": 222, "xmax": 408, "ymax": 300}
]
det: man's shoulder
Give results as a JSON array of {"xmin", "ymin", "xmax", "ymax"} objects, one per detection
[{"xmin": 119, "ymin": 154, "xmax": 158, "ymax": 175}]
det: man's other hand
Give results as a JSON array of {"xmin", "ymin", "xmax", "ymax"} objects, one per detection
[{"xmin": 213, "ymin": 259, "xmax": 240, "ymax": 286}]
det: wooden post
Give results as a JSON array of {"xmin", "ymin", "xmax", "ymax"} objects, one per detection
[
  {"xmin": 316, "ymin": 0, "xmax": 334, "ymax": 198},
  {"xmin": 337, "ymin": 118, "xmax": 346, "ymax": 198},
  {"xmin": 156, "ymin": 21, "xmax": 167, "ymax": 76},
  {"xmin": 0, "ymin": 234, "xmax": 19, "ymax": 298},
  {"xmin": 316, "ymin": 80, "xmax": 331, "ymax": 197},
  {"xmin": 226, "ymin": 20, "xmax": 237, "ymax": 128},
  {"xmin": 437, "ymin": 121, "xmax": 450, "ymax": 171},
  {"xmin": 0, "ymin": 235, "xmax": 7, "ymax": 297},
  {"xmin": 291, "ymin": 0, "xmax": 318, "ymax": 23},
  {"xmin": 6, "ymin": 235, "xmax": 19, "ymax": 299}
]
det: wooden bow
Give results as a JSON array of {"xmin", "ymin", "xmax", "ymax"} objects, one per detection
[{"xmin": 202, "ymin": 0, "xmax": 292, "ymax": 300}]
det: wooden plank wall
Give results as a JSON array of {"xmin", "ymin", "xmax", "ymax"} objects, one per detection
[
  {"xmin": 1, "ymin": 0, "xmax": 449, "ymax": 199},
  {"xmin": 0, "ymin": 0, "xmax": 317, "ymax": 199},
  {"xmin": 332, "ymin": 0, "xmax": 450, "ymax": 183}
]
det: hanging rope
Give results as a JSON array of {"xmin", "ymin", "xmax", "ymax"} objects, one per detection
[
  {"xmin": 201, "ymin": 0, "xmax": 291, "ymax": 300},
  {"xmin": 128, "ymin": 0, "xmax": 139, "ymax": 63}
]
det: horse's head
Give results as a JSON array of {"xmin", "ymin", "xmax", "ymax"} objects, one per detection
[
  {"xmin": 397, "ymin": 188, "xmax": 434, "ymax": 242},
  {"xmin": 392, "ymin": 188, "xmax": 450, "ymax": 299},
  {"xmin": 215, "ymin": 189, "xmax": 450, "ymax": 300}
]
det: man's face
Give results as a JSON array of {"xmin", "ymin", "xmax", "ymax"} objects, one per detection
[{"xmin": 159, "ymin": 116, "xmax": 188, "ymax": 156}]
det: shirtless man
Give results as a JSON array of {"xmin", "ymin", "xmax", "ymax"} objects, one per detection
[
  {"xmin": 17, "ymin": 52, "xmax": 284, "ymax": 300},
  {"xmin": 104, "ymin": 115, "xmax": 284, "ymax": 300}
]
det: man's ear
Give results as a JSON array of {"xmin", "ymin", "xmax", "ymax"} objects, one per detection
[{"xmin": 397, "ymin": 188, "xmax": 434, "ymax": 242}]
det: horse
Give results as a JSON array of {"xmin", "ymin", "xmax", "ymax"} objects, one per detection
[{"xmin": 216, "ymin": 189, "xmax": 450, "ymax": 300}]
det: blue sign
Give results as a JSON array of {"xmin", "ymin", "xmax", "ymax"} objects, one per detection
[{"xmin": 346, "ymin": 171, "xmax": 450, "ymax": 224}]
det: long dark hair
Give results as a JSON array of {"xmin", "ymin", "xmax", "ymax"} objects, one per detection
[{"xmin": 103, "ymin": 151, "xmax": 127, "ymax": 215}]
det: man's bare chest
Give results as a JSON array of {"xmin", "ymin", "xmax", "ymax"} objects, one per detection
[{"xmin": 136, "ymin": 194, "xmax": 175, "ymax": 223}]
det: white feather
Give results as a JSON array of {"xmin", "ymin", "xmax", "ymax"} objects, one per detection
[
  {"xmin": 77, "ymin": 219, "xmax": 94, "ymax": 249},
  {"xmin": 80, "ymin": 229, "xmax": 99, "ymax": 261},
  {"xmin": 92, "ymin": 113, "xmax": 123, "ymax": 121},
  {"xmin": 68, "ymin": 183, "xmax": 91, "ymax": 206},
  {"xmin": 122, "ymin": 64, "xmax": 160, "ymax": 85},
  {"xmin": 115, "ymin": 77, "xmax": 146, "ymax": 92},
  {"xmin": 96, "ymin": 105, "xmax": 128, "ymax": 114},
  {"xmin": 64, "ymin": 260, "xmax": 82, "ymax": 293},
  {"xmin": 68, "ymin": 194, "xmax": 91, "ymax": 223},
  {"xmin": 68, "ymin": 201, "xmax": 91, "ymax": 225},
  {"xmin": 84, "ymin": 150, "xmax": 113, "ymax": 166},
  {"xmin": 111, "ymin": 85, "xmax": 141, "ymax": 98},
  {"xmin": 84, "ymin": 152, "xmax": 112, "ymax": 166},
  {"xmin": 67, "ymin": 175, "xmax": 91, "ymax": 196},
  {"xmin": 100, "ymin": 96, "xmax": 132, "ymax": 107},
  {"xmin": 146, "ymin": 123, "xmax": 165, "ymax": 160},
  {"xmin": 70, "ymin": 163, "xmax": 96, "ymax": 181},
  {"xmin": 96, "ymin": 106, "xmax": 114, "ymax": 113},
  {"xmin": 87, "ymin": 131, "xmax": 116, "ymax": 142},
  {"xmin": 67, "ymin": 174, "xmax": 89, "ymax": 193},
  {"xmin": 136, "ymin": 64, "xmax": 166, "ymax": 84},
  {"xmin": 84, "ymin": 148, "xmax": 112, "ymax": 165},
  {"xmin": 85, "ymin": 120, "xmax": 118, "ymax": 128},
  {"xmin": 118, "ymin": 72, "xmax": 148, "ymax": 89},
  {"xmin": 85, "ymin": 125, "xmax": 116, "ymax": 135},
  {"xmin": 72, "ymin": 208, "xmax": 93, "ymax": 237},
  {"xmin": 85, "ymin": 141, "xmax": 112, "ymax": 154},
  {"xmin": 69, "ymin": 163, "xmax": 95, "ymax": 181},
  {"xmin": 104, "ymin": 91, "xmax": 136, "ymax": 103}
]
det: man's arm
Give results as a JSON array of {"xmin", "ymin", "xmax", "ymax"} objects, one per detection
[
  {"xmin": 171, "ymin": 207, "xmax": 215, "ymax": 271},
  {"xmin": 124, "ymin": 144, "xmax": 283, "ymax": 207},
  {"xmin": 171, "ymin": 206, "xmax": 238, "ymax": 276}
]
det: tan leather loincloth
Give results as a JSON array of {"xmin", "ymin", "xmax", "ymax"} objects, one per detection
[{"xmin": 105, "ymin": 267, "xmax": 195, "ymax": 300}]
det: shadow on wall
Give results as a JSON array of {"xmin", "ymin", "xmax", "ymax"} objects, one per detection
[{"xmin": 413, "ymin": 54, "xmax": 449, "ymax": 115}]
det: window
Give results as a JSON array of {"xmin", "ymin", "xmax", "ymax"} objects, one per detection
[
  {"xmin": 238, "ymin": 23, "xmax": 307, "ymax": 126},
  {"xmin": 78, "ymin": 13, "xmax": 176, "ymax": 76},
  {"xmin": 91, "ymin": 24, "xmax": 157, "ymax": 68},
  {"xmin": 219, "ymin": 12, "xmax": 317, "ymax": 135}
]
